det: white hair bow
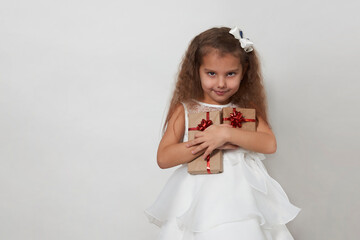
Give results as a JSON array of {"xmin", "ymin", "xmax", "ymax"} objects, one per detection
[{"xmin": 229, "ymin": 27, "xmax": 254, "ymax": 53}]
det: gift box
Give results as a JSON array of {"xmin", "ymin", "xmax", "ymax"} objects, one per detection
[
  {"xmin": 222, "ymin": 107, "xmax": 257, "ymax": 131},
  {"xmin": 187, "ymin": 110, "xmax": 223, "ymax": 175}
]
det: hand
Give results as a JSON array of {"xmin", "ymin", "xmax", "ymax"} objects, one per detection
[{"xmin": 186, "ymin": 124, "xmax": 232, "ymax": 159}]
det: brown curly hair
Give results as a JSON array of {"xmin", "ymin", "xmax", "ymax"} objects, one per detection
[{"xmin": 164, "ymin": 27, "xmax": 271, "ymax": 131}]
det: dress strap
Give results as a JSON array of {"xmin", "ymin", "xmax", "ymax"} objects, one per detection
[{"xmin": 180, "ymin": 102, "xmax": 189, "ymax": 142}]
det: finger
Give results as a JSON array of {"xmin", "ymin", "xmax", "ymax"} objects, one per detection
[
  {"xmin": 186, "ymin": 138, "xmax": 203, "ymax": 147},
  {"xmin": 194, "ymin": 132, "xmax": 204, "ymax": 138},
  {"xmin": 204, "ymin": 125, "xmax": 216, "ymax": 132},
  {"xmin": 185, "ymin": 139, "xmax": 196, "ymax": 148},
  {"xmin": 191, "ymin": 142, "xmax": 208, "ymax": 155},
  {"xmin": 203, "ymin": 147, "xmax": 214, "ymax": 160}
]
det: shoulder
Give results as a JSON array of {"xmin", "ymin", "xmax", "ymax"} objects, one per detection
[
  {"xmin": 164, "ymin": 103, "xmax": 186, "ymax": 141},
  {"xmin": 170, "ymin": 103, "xmax": 185, "ymax": 122}
]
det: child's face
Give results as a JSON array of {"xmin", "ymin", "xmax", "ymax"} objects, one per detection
[{"xmin": 199, "ymin": 50, "xmax": 244, "ymax": 105}]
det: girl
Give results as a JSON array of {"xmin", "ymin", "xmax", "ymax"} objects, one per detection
[{"xmin": 145, "ymin": 27, "xmax": 301, "ymax": 240}]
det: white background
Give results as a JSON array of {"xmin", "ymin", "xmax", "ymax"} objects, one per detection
[{"xmin": 0, "ymin": 0, "xmax": 359, "ymax": 239}]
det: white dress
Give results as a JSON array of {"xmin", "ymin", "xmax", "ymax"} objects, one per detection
[{"xmin": 145, "ymin": 100, "xmax": 301, "ymax": 240}]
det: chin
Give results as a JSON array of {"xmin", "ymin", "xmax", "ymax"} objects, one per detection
[{"xmin": 211, "ymin": 94, "xmax": 231, "ymax": 104}]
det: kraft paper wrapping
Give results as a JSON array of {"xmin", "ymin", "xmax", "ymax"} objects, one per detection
[
  {"xmin": 187, "ymin": 111, "xmax": 223, "ymax": 175},
  {"xmin": 222, "ymin": 107, "xmax": 257, "ymax": 131}
]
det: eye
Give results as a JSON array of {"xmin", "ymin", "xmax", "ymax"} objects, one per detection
[
  {"xmin": 227, "ymin": 72, "xmax": 236, "ymax": 77},
  {"xmin": 207, "ymin": 72, "xmax": 216, "ymax": 77}
]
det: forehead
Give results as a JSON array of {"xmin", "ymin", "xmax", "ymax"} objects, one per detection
[
  {"xmin": 200, "ymin": 49, "xmax": 241, "ymax": 70},
  {"xmin": 199, "ymin": 46, "xmax": 241, "ymax": 60}
]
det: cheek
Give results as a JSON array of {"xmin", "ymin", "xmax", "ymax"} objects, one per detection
[
  {"xmin": 200, "ymin": 77, "xmax": 213, "ymax": 90},
  {"xmin": 230, "ymin": 79, "xmax": 242, "ymax": 91},
  {"xmin": 230, "ymin": 78, "xmax": 241, "ymax": 86}
]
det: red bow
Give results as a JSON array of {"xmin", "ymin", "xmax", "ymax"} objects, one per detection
[
  {"xmin": 228, "ymin": 111, "xmax": 246, "ymax": 128},
  {"xmin": 197, "ymin": 119, "xmax": 213, "ymax": 131},
  {"xmin": 188, "ymin": 112, "xmax": 213, "ymax": 131},
  {"xmin": 223, "ymin": 108, "xmax": 256, "ymax": 128}
]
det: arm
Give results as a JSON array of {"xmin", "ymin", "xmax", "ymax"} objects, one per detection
[
  {"xmin": 226, "ymin": 116, "xmax": 277, "ymax": 154},
  {"xmin": 157, "ymin": 104, "xmax": 205, "ymax": 169},
  {"xmin": 187, "ymin": 116, "xmax": 277, "ymax": 159}
]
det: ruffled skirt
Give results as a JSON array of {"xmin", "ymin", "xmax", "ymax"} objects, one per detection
[{"xmin": 145, "ymin": 149, "xmax": 301, "ymax": 240}]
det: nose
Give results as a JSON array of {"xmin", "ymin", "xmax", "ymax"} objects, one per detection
[{"xmin": 217, "ymin": 76, "xmax": 226, "ymax": 88}]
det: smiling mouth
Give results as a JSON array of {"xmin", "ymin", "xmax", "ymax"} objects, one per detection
[{"xmin": 214, "ymin": 90, "xmax": 228, "ymax": 96}]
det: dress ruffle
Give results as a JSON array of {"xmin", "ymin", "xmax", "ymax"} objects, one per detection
[{"xmin": 145, "ymin": 148, "xmax": 301, "ymax": 239}]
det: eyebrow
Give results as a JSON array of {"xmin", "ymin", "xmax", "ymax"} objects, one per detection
[{"xmin": 203, "ymin": 68, "xmax": 240, "ymax": 72}]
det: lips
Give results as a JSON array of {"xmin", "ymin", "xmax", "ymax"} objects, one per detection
[{"xmin": 214, "ymin": 90, "xmax": 228, "ymax": 96}]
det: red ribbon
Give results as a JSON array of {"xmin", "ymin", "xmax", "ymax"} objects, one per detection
[
  {"xmin": 223, "ymin": 108, "xmax": 256, "ymax": 128},
  {"xmin": 188, "ymin": 112, "xmax": 213, "ymax": 174},
  {"xmin": 188, "ymin": 112, "xmax": 213, "ymax": 131}
]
